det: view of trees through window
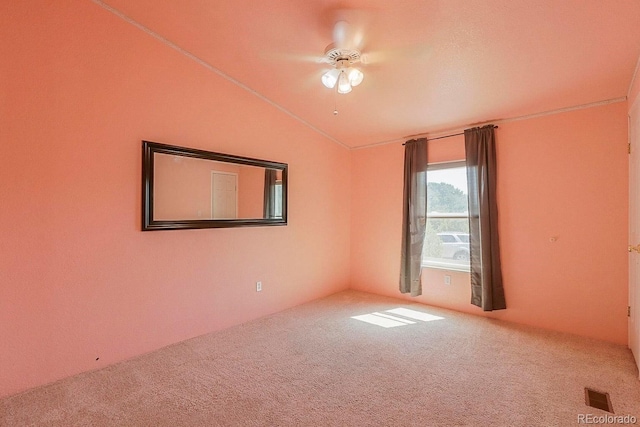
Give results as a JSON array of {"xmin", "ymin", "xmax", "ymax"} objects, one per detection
[{"xmin": 423, "ymin": 163, "xmax": 470, "ymax": 271}]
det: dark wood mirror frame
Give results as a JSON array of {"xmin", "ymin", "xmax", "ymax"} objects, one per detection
[{"xmin": 142, "ymin": 141, "xmax": 288, "ymax": 231}]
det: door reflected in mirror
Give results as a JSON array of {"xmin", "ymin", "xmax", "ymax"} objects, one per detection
[{"xmin": 142, "ymin": 141, "xmax": 287, "ymax": 230}]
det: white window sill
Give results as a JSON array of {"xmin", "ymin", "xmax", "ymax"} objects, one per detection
[{"xmin": 422, "ymin": 258, "xmax": 470, "ymax": 273}]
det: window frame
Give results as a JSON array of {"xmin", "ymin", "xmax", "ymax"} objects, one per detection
[{"xmin": 422, "ymin": 160, "xmax": 471, "ymax": 273}]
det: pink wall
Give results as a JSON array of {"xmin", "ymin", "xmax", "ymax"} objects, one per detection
[
  {"xmin": 0, "ymin": 0, "xmax": 351, "ymax": 398},
  {"xmin": 351, "ymin": 102, "xmax": 629, "ymax": 345}
]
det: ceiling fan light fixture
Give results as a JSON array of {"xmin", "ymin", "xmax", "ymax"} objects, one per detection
[
  {"xmin": 347, "ymin": 67, "xmax": 364, "ymax": 86},
  {"xmin": 337, "ymin": 70, "xmax": 352, "ymax": 94},
  {"xmin": 321, "ymin": 69, "xmax": 340, "ymax": 89},
  {"xmin": 321, "ymin": 42, "xmax": 364, "ymax": 94}
]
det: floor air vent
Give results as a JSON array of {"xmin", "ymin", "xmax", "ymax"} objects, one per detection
[{"xmin": 584, "ymin": 387, "xmax": 613, "ymax": 413}]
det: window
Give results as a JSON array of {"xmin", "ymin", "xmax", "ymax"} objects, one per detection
[
  {"xmin": 422, "ymin": 161, "xmax": 470, "ymax": 272},
  {"xmin": 274, "ymin": 181, "xmax": 283, "ymax": 218}
]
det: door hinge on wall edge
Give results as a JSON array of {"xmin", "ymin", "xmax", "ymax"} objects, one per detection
[
  {"xmin": 629, "ymin": 143, "xmax": 632, "ymax": 154},
  {"xmin": 629, "ymin": 306, "xmax": 631, "ymax": 317}
]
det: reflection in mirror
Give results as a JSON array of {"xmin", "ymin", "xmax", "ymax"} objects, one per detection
[
  {"xmin": 142, "ymin": 141, "xmax": 287, "ymax": 230},
  {"xmin": 153, "ymin": 154, "xmax": 283, "ymax": 220}
]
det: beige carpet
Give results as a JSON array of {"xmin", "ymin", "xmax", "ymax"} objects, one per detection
[{"xmin": 1, "ymin": 290, "xmax": 639, "ymax": 426}]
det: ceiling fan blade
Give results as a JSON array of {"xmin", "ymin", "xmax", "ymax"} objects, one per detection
[
  {"xmin": 328, "ymin": 8, "xmax": 372, "ymax": 50},
  {"xmin": 361, "ymin": 45, "xmax": 433, "ymax": 65},
  {"xmin": 261, "ymin": 51, "xmax": 329, "ymax": 64},
  {"xmin": 332, "ymin": 20, "xmax": 350, "ymax": 48}
]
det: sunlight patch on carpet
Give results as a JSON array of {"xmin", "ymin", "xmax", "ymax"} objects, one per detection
[
  {"xmin": 351, "ymin": 307, "xmax": 445, "ymax": 328},
  {"xmin": 386, "ymin": 308, "xmax": 444, "ymax": 322}
]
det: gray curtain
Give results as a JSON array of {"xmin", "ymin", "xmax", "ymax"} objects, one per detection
[
  {"xmin": 399, "ymin": 138, "xmax": 428, "ymax": 296},
  {"xmin": 464, "ymin": 125, "xmax": 506, "ymax": 311},
  {"xmin": 263, "ymin": 169, "xmax": 277, "ymax": 219}
]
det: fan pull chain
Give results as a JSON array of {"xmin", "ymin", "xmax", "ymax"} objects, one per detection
[{"xmin": 333, "ymin": 83, "xmax": 339, "ymax": 116}]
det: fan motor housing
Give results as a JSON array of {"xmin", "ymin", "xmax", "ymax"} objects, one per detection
[{"xmin": 324, "ymin": 44, "xmax": 361, "ymax": 67}]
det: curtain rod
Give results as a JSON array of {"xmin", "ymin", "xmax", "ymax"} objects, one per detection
[{"xmin": 402, "ymin": 125, "xmax": 498, "ymax": 145}]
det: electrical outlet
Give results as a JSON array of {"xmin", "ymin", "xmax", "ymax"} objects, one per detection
[
  {"xmin": 256, "ymin": 281, "xmax": 262, "ymax": 292},
  {"xmin": 444, "ymin": 275, "xmax": 451, "ymax": 285}
]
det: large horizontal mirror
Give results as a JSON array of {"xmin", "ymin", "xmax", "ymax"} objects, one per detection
[{"xmin": 142, "ymin": 141, "xmax": 287, "ymax": 230}]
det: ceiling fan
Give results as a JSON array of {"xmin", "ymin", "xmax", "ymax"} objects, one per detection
[
  {"xmin": 320, "ymin": 20, "xmax": 366, "ymax": 95},
  {"xmin": 312, "ymin": 10, "xmax": 430, "ymax": 102}
]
